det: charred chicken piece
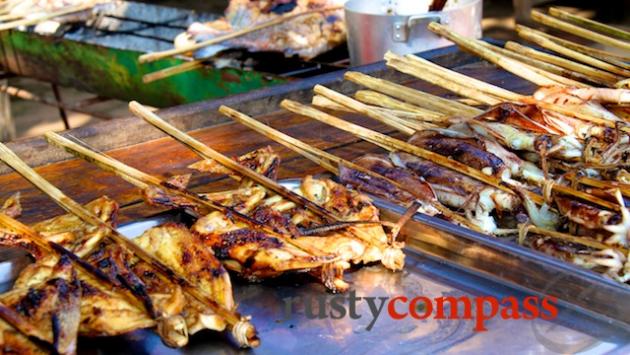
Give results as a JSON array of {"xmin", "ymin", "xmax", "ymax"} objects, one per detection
[
  {"xmin": 189, "ymin": 146, "xmax": 280, "ymax": 188},
  {"xmin": 191, "ymin": 211, "xmax": 348, "ymax": 291},
  {"xmin": 31, "ymin": 196, "xmax": 118, "ymax": 257},
  {"xmin": 134, "ymin": 223, "xmax": 234, "ymax": 334},
  {"xmin": 201, "ymin": 187, "xmax": 370, "ymax": 277},
  {"xmin": 3, "ymin": 196, "xmax": 242, "ymax": 348},
  {"xmin": 0, "ymin": 255, "xmax": 80, "ymax": 355}
]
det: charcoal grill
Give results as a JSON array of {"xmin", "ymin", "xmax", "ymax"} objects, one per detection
[{"xmin": 0, "ymin": 1, "xmax": 348, "ymax": 108}]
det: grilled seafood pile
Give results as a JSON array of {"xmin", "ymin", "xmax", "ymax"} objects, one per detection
[
  {"xmin": 335, "ymin": 87, "xmax": 630, "ymax": 284},
  {"xmin": 145, "ymin": 147, "xmax": 404, "ymax": 293},
  {"xmin": 0, "ymin": 195, "xmax": 244, "ymax": 353},
  {"xmin": 174, "ymin": 0, "xmax": 346, "ymax": 59}
]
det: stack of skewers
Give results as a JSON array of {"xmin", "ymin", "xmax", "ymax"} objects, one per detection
[
  {"xmin": 0, "ymin": 7, "xmax": 629, "ymax": 354},
  {"xmin": 213, "ymin": 9, "xmax": 630, "ymax": 285}
]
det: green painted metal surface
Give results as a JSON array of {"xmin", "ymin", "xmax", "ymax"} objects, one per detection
[{"xmin": 0, "ymin": 30, "xmax": 288, "ymax": 107}]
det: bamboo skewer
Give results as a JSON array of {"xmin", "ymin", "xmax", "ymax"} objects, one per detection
[
  {"xmin": 384, "ymin": 50, "xmax": 617, "ymax": 129},
  {"xmin": 218, "ymin": 105, "xmax": 482, "ymax": 232},
  {"xmin": 354, "ymin": 90, "xmax": 445, "ymax": 118},
  {"xmin": 138, "ymin": 6, "xmax": 342, "ymax": 64},
  {"xmin": 514, "ymin": 25, "xmax": 630, "ymax": 67},
  {"xmin": 548, "ymin": 7, "xmax": 630, "ymax": 41},
  {"xmin": 344, "ymin": 71, "xmax": 482, "ymax": 117},
  {"xmin": 505, "ymin": 41, "xmax": 622, "ymax": 86},
  {"xmin": 44, "ymin": 132, "xmax": 336, "ymax": 260},
  {"xmin": 312, "ymin": 85, "xmax": 421, "ymax": 135},
  {"xmin": 0, "ymin": 143, "xmax": 260, "ymax": 348},
  {"xmin": 399, "ymin": 52, "xmax": 525, "ymax": 101},
  {"xmin": 312, "ymin": 95, "xmax": 448, "ymax": 125},
  {"xmin": 427, "ymin": 22, "xmax": 567, "ymax": 87},
  {"xmin": 516, "ymin": 28, "xmax": 630, "ymax": 78},
  {"xmin": 531, "ymin": 10, "xmax": 630, "ymax": 51},
  {"xmin": 477, "ymin": 40, "xmax": 598, "ymax": 87},
  {"xmin": 384, "ymin": 54, "xmax": 503, "ymax": 106},
  {"xmin": 143, "ymin": 61, "xmax": 205, "ymax": 84}
]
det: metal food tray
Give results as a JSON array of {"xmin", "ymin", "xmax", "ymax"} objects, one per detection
[{"xmin": 0, "ymin": 180, "xmax": 629, "ymax": 354}]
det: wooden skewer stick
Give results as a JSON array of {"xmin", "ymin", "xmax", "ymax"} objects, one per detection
[
  {"xmin": 384, "ymin": 53, "xmax": 503, "ymax": 106},
  {"xmin": 400, "ymin": 52, "xmax": 526, "ymax": 101},
  {"xmin": 354, "ymin": 90, "xmax": 445, "ymax": 119},
  {"xmin": 477, "ymin": 40, "xmax": 598, "ymax": 87},
  {"xmin": 548, "ymin": 7, "xmax": 630, "ymax": 42},
  {"xmin": 218, "ymin": 105, "xmax": 482, "ymax": 232},
  {"xmin": 531, "ymin": 10, "xmax": 630, "ymax": 52},
  {"xmin": 143, "ymin": 60, "xmax": 204, "ymax": 84},
  {"xmin": 312, "ymin": 85, "xmax": 420, "ymax": 135},
  {"xmin": 427, "ymin": 22, "xmax": 563, "ymax": 87},
  {"xmin": 344, "ymin": 71, "xmax": 482, "ymax": 117},
  {"xmin": 514, "ymin": 25, "xmax": 630, "ymax": 68},
  {"xmin": 516, "ymin": 29, "xmax": 630, "ymax": 78},
  {"xmin": 44, "ymin": 132, "xmax": 335, "ymax": 260},
  {"xmin": 313, "ymin": 94, "xmax": 448, "ymax": 125},
  {"xmin": 0, "ymin": 142, "xmax": 260, "ymax": 348},
  {"xmin": 0, "ymin": 3, "xmax": 94, "ymax": 32},
  {"xmin": 505, "ymin": 41, "xmax": 622, "ymax": 87},
  {"xmin": 139, "ymin": 6, "xmax": 342, "ymax": 64}
]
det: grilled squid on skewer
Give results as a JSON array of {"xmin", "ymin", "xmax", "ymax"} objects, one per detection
[
  {"xmin": 533, "ymin": 87, "xmax": 630, "ymax": 106},
  {"xmin": 406, "ymin": 130, "xmax": 509, "ymax": 179},
  {"xmin": 389, "ymin": 151, "xmax": 520, "ymax": 233},
  {"xmin": 468, "ymin": 119, "xmax": 584, "ymax": 161},
  {"xmin": 428, "ymin": 126, "xmax": 547, "ymax": 185},
  {"xmin": 529, "ymin": 238, "xmax": 630, "ymax": 283},
  {"xmin": 338, "ymin": 154, "xmax": 438, "ymax": 215}
]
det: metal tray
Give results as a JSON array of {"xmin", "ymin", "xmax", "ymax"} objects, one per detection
[
  {"xmin": 374, "ymin": 199, "xmax": 630, "ymax": 327},
  {"xmin": 0, "ymin": 180, "xmax": 629, "ymax": 354}
]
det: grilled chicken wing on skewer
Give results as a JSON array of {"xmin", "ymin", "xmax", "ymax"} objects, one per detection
[{"xmin": 1, "ymin": 196, "xmax": 241, "ymax": 348}]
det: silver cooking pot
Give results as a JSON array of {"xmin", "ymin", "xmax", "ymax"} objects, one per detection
[{"xmin": 344, "ymin": 0, "xmax": 483, "ymax": 65}]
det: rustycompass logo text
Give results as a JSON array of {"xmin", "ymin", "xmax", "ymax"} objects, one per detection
[{"xmin": 281, "ymin": 291, "xmax": 559, "ymax": 331}]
